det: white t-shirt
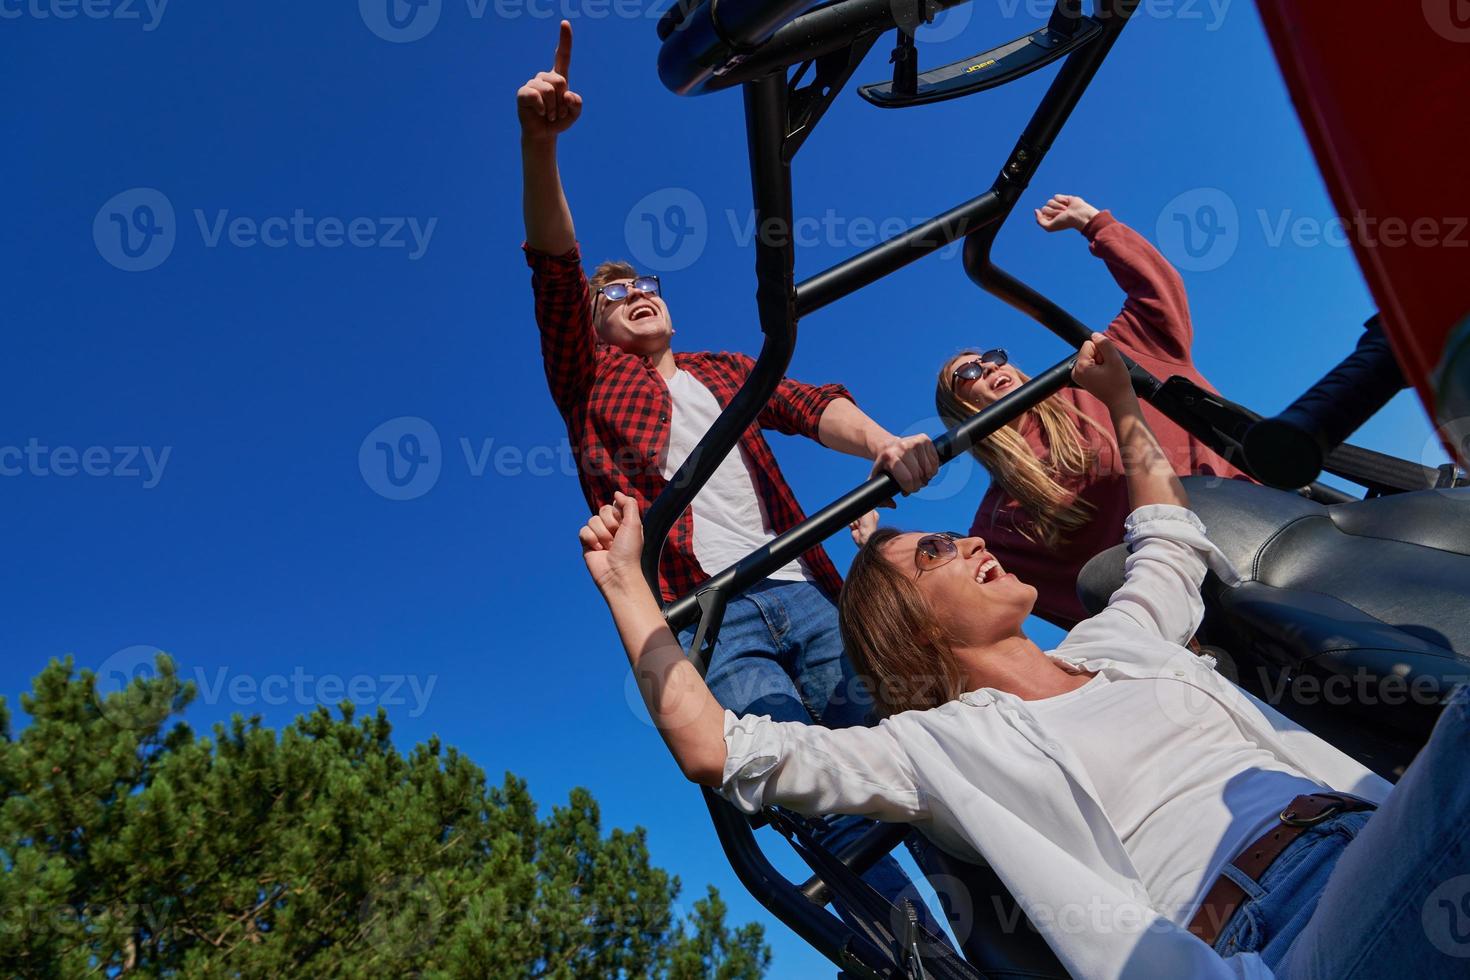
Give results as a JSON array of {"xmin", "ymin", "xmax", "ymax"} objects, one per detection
[
  {"xmin": 660, "ymin": 369, "xmax": 810, "ymax": 583},
  {"xmin": 1027, "ymin": 671, "xmax": 1326, "ymax": 923}
]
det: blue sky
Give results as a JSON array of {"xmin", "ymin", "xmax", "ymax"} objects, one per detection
[{"xmin": 1, "ymin": 1, "xmax": 1448, "ymax": 975}]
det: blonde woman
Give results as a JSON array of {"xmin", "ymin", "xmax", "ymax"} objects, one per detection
[
  {"xmin": 578, "ymin": 335, "xmax": 1468, "ymax": 980},
  {"xmin": 931, "ymin": 194, "xmax": 1249, "ymax": 627}
]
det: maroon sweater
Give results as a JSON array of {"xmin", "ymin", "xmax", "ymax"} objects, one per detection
[{"xmin": 970, "ymin": 211, "xmax": 1249, "ymax": 628}]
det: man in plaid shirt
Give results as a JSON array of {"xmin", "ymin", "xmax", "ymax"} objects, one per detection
[{"xmin": 518, "ymin": 22, "xmax": 946, "ymax": 938}]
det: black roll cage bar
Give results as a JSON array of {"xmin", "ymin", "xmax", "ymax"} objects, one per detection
[
  {"xmin": 643, "ymin": 0, "xmax": 1144, "ymax": 612},
  {"xmin": 633, "ymin": 1, "xmax": 1444, "ymax": 974}
]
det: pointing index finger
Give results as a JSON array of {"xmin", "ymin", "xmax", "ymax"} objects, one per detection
[{"xmin": 553, "ymin": 20, "xmax": 572, "ymax": 79}]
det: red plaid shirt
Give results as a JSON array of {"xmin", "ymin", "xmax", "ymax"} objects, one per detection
[{"xmin": 526, "ymin": 243, "xmax": 851, "ymax": 604}]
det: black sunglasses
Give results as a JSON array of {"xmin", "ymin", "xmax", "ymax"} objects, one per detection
[
  {"xmin": 594, "ymin": 275, "xmax": 661, "ymax": 315},
  {"xmin": 950, "ymin": 349, "xmax": 1009, "ymax": 389}
]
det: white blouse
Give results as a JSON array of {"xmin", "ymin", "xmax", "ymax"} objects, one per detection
[
  {"xmin": 716, "ymin": 505, "xmax": 1394, "ymax": 980},
  {"xmin": 1025, "ymin": 669, "xmax": 1326, "ymax": 924}
]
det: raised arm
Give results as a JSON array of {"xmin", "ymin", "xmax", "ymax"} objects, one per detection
[
  {"xmin": 519, "ymin": 22, "xmax": 596, "ymax": 414},
  {"xmin": 1064, "ymin": 334, "xmax": 1235, "ymax": 645},
  {"xmin": 1072, "ymin": 332, "xmax": 1188, "ymax": 511},
  {"xmin": 1036, "ymin": 194, "xmax": 1192, "ymax": 362},
  {"xmin": 579, "ymin": 494, "xmax": 929, "ymax": 822},
  {"xmin": 580, "ymin": 492, "xmax": 728, "ymax": 785},
  {"xmin": 518, "ymin": 21, "xmax": 581, "ymax": 256}
]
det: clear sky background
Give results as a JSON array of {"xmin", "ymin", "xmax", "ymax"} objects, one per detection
[{"xmin": 2, "ymin": 1, "xmax": 1449, "ymax": 975}]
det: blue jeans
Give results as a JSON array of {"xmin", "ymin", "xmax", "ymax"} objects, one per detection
[
  {"xmin": 678, "ymin": 578, "xmax": 949, "ymax": 946},
  {"xmin": 1215, "ymin": 683, "xmax": 1470, "ymax": 977}
]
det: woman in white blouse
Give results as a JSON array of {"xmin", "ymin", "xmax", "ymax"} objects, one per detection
[{"xmin": 578, "ymin": 334, "xmax": 1469, "ymax": 980}]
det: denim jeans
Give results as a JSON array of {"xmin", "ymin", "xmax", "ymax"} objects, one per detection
[
  {"xmin": 678, "ymin": 578, "xmax": 949, "ymax": 946},
  {"xmin": 1214, "ymin": 683, "xmax": 1470, "ymax": 977}
]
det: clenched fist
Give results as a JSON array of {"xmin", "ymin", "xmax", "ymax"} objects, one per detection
[
  {"xmin": 1072, "ymin": 332, "xmax": 1133, "ymax": 409},
  {"xmin": 1034, "ymin": 194, "xmax": 1100, "ymax": 234}
]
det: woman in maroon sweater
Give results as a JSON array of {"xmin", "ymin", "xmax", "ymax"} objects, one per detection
[{"xmin": 933, "ymin": 194, "xmax": 1248, "ymax": 628}]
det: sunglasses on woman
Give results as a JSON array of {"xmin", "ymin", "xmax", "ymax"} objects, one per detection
[
  {"xmin": 950, "ymin": 349, "xmax": 1010, "ymax": 389},
  {"xmin": 914, "ymin": 532, "xmax": 967, "ymax": 577},
  {"xmin": 594, "ymin": 275, "xmax": 662, "ymax": 315}
]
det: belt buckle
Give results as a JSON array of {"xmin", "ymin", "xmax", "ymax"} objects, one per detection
[{"xmin": 1279, "ymin": 799, "xmax": 1342, "ymax": 827}]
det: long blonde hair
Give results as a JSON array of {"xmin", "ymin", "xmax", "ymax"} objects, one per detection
[{"xmin": 935, "ymin": 350, "xmax": 1110, "ymax": 550}]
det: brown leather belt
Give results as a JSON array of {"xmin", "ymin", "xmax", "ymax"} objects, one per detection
[{"xmin": 1187, "ymin": 792, "xmax": 1376, "ymax": 946}]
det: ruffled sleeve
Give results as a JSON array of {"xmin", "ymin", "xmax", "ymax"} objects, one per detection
[
  {"xmin": 717, "ymin": 711, "xmax": 928, "ymax": 823},
  {"xmin": 1064, "ymin": 505, "xmax": 1241, "ymax": 648}
]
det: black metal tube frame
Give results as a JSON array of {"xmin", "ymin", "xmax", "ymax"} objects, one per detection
[
  {"xmin": 665, "ymin": 354, "xmax": 1078, "ymax": 630},
  {"xmin": 698, "ymin": 787, "xmax": 895, "ymax": 980},
  {"xmin": 638, "ymin": 3, "xmax": 1138, "ymax": 975},
  {"xmin": 645, "ymin": 0, "xmax": 1139, "ymax": 599}
]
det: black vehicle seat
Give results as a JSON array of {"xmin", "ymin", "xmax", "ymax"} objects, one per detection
[{"xmin": 1076, "ymin": 479, "xmax": 1470, "ymax": 713}]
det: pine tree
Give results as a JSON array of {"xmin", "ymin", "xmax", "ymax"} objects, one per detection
[{"xmin": 0, "ymin": 655, "xmax": 772, "ymax": 978}]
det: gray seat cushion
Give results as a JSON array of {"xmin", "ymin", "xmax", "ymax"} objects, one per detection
[{"xmin": 1076, "ymin": 480, "xmax": 1470, "ymax": 696}]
